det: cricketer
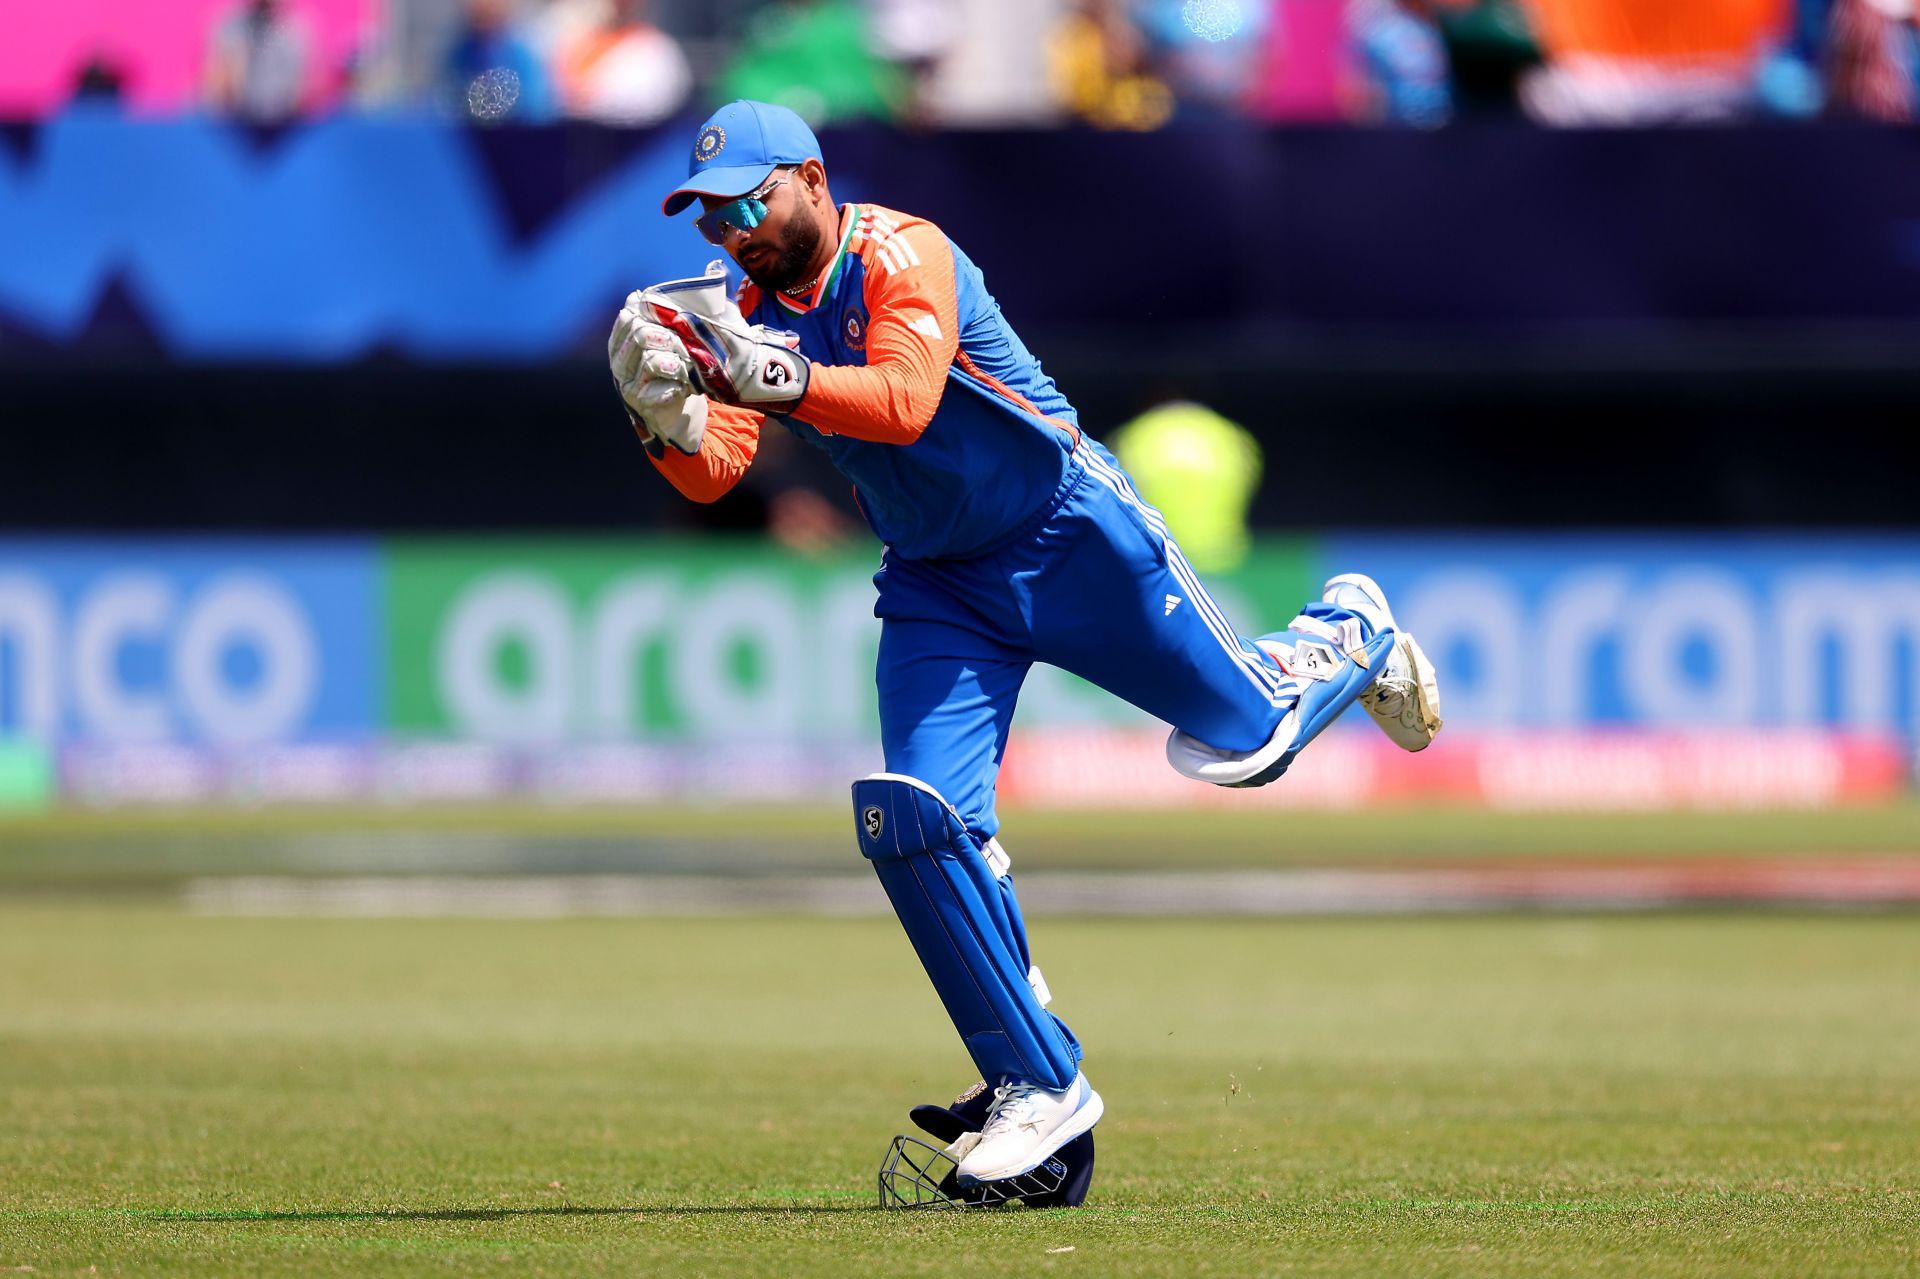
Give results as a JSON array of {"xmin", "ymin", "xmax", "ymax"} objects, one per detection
[{"xmin": 607, "ymin": 99, "xmax": 1443, "ymax": 1201}]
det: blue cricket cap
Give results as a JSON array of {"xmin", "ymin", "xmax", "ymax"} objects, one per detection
[{"xmin": 661, "ymin": 100, "xmax": 823, "ymax": 217}]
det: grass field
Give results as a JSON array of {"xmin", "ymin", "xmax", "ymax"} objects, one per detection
[
  {"xmin": 4, "ymin": 799, "xmax": 1919, "ymax": 888},
  {"xmin": 3, "ymin": 903, "xmax": 1917, "ymax": 1276}
]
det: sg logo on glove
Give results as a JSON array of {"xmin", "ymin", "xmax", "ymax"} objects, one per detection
[
  {"xmin": 762, "ymin": 356, "xmax": 800, "ymax": 390},
  {"xmin": 634, "ymin": 261, "xmax": 811, "ymax": 410}
]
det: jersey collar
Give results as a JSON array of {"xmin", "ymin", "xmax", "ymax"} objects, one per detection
[{"xmin": 771, "ymin": 203, "xmax": 859, "ymax": 317}]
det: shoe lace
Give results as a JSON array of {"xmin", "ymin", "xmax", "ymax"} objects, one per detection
[
  {"xmin": 1370, "ymin": 641, "xmax": 1420, "ymax": 726},
  {"xmin": 1370, "ymin": 680, "xmax": 1410, "ymax": 721},
  {"xmin": 979, "ymin": 1082, "xmax": 1044, "ymax": 1138}
]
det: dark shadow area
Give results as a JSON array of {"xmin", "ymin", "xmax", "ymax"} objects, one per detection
[{"xmin": 10, "ymin": 344, "xmax": 1920, "ymax": 532}]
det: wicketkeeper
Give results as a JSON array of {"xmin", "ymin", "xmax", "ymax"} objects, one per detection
[{"xmin": 609, "ymin": 100, "xmax": 1443, "ymax": 1198}]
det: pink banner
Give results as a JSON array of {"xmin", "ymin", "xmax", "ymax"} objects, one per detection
[
  {"xmin": 0, "ymin": 0, "xmax": 370, "ymax": 117},
  {"xmin": 1000, "ymin": 727, "xmax": 1911, "ymax": 811}
]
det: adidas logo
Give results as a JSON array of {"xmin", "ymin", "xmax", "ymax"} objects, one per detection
[{"xmin": 1164, "ymin": 595, "xmax": 1182, "ymax": 616}]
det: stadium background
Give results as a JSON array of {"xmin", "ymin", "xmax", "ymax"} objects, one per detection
[{"xmin": 3, "ymin": 1, "xmax": 1920, "ymax": 1273}]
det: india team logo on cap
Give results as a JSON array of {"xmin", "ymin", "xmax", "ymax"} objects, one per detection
[{"xmin": 694, "ymin": 125, "xmax": 725, "ymax": 164}]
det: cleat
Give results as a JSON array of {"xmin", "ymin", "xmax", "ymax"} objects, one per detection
[
  {"xmin": 1321, "ymin": 572, "xmax": 1443, "ymax": 751},
  {"xmin": 955, "ymin": 1073, "xmax": 1103, "ymax": 1185}
]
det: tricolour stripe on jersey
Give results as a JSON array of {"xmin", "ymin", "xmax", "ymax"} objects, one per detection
[
  {"xmin": 1079, "ymin": 450, "xmax": 1291, "ymax": 705},
  {"xmin": 773, "ymin": 204, "xmax": 862, "ymax": 316}
]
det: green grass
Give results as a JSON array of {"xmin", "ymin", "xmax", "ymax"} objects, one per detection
[
  {"xmin": 2, "ymin": 907, "xmax": 1917, "ymax": 1276},
  {"xmin": 3, "ymin": 799, "xmax": 1918, "ymax": 888}
]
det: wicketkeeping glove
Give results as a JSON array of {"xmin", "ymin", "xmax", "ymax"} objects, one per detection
[
  {"xmin": 608, "ymin": 302, "xmax": 707, "ymax": 455},
  {"xmin": 633, "ymin": 260, "xmax": 810, "ymax": 411}
]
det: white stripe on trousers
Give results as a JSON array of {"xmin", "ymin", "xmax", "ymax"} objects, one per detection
[
  {"xmin": 1079, "ymin": 452, "xmax": 1292, "ymax": 707},
  {"xmin": 1080, "ymin": 451, "xmax": 1275, "ymax": 685},
  {"xmin": 1083, "ymin": 451, "xmax": 1283, "ymax": 694}
]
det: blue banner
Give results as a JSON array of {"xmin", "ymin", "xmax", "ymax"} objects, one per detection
[
  {"xmin": 1323, "ymin": 534, "xmax": 1920, "ymax": 737},
  {"xmin": 0, "ymin": 113, "xmax": 714, "ymax": 360},
  {"xmin": 6, "ymin": 117, "xmax": 1920, "ymax": 362},
  {"xmin": 0, "ymin": 538, "xmax": 378, "ymax": 745}
]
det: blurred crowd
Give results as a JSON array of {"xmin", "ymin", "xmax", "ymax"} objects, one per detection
[{"xmin": 60, "ymin": 0, "xmax": 1920, "ymax": 127}]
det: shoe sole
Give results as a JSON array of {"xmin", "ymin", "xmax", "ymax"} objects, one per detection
[
  {"xmin": 1326, "ymin": 572, "xmax": 1442, "ymax": 752},
  {"xmin": 954, "ymin": 1088, "xmax": 1106, "ymax": 1185},
  {"xmin": 1374, "ymin": 633, "xmax": 1442, "ymax": 752}
]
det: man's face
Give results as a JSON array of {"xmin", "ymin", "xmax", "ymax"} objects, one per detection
[{"xmin": 698, "ymin": 166, "xmax": 825, "ymax": 295}]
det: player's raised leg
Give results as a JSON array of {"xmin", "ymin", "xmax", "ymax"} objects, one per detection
[
  {"xmin": 1032, "ymin": 447, "xmax": 1428, "ymax": 787},
  {"xmin": 1161, "ymin": 601, "xmax": 1397, "ymax": 788}
]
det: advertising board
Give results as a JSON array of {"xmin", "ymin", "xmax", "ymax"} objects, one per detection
[{"xmin": 3, "ymin": 534, "xmax": 1912, "ymax": 806}]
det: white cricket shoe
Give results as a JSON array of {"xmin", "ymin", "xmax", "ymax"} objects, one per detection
[
  {"xmin": 1321, "ymin": 572, "xmax": 1443, "ymax": 752},
  {"xmin": 954, "ymin": 1073, "xmax": 1104, "ymax": 1185}
]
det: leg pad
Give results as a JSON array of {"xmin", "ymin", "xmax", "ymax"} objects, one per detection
[
  {"xmin": 855, "ymin": 773, "xmax": 1080, "ymax": 1089},
  {"xmin": 1167, "ymin": 614, "xmax": 1397, "ymax": 788}
]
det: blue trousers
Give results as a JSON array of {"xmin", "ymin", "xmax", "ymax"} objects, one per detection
[
  {"xmin": 873, "ymin": 445, "xmax": 1293, "ymax": 844},
  {"xmin": 866, "ymin": 446, "xmax": 1308, "ymax": 1084}
]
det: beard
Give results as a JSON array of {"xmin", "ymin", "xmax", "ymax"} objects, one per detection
[{"xmin": 743, "ymin": 201, "xmax": 825, "ymax": 294}]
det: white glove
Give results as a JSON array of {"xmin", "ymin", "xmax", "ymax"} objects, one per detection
[
  {"xmin": 631, "ymin": 376, "xmax": 708, "ymax": 457},
  {"xmin": 608, "ymin": 304, "xmax": 707, "ymax": 455},
  {"xmin": 634, "ymin": 260, "xmax": 809, "ymax": 410}
]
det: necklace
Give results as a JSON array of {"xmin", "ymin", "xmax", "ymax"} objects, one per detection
[{"xmin": 781, "ymin": 274, "xmax": 820, "ymax": 299}]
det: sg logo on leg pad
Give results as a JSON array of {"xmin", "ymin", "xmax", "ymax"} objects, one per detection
[
  {"xmin": 1264, "ymin": 638, "xmax": 1344, "ymax": 683},
  {"xmin": 864, "ymin": 806, "xmax": 885, "ymax": 839}
]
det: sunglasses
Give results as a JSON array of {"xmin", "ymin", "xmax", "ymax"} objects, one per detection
[{"xmin": 694, "ymin": 173, "xmax": 790, "ymax": 246}]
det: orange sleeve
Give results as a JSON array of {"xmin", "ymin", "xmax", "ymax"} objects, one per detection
[
  {"xmin": 792, "ymin": 220, "xmax": 959, "ymax": 445},
  {"xmin": 643, "ymin": 401, "xmax": 764, "ymax": 504}
]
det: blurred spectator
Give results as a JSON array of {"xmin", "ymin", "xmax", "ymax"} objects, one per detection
[
  {"xmin": 440, "ymin": 0, "xmax": 555, "ymax": 121},
  {"xmin": 1244, "ymin": 0, "xmax": 1351, "ymax": 122},
  {"xmin": 918, "ymin": 0, "xmax": 1062, "ymax": 123},
  {"xmin": 1433, "ymin": 0, "xmax": 1541, "ymax": 112},
  {"xmin": 1351, "ymin": 0, "xmax": 1456, "ymax": 125},
  {"xmin": 720, "ymin": 0, "xmax": 908, "ymax": 125},
  {"xmin": 1049, "ymin": 0, "xmax": 1176, "ymax": 129},
  {"xmin": 554, "ymin": 0, "xmax": 693, "ymax": 125},
  {"xmin": 1516, "ymin": 0, "xmax": 1791, "ymax": 123},
  {"xmin": 1106, "ymin": 401, "xmax": 1263, "ymax": 573},
  {"xmin": 72, "ymin": 55, "xmax": 129, "ymax": 106},
  {"xmin": 1136, "ymin": 0, "xmax": 1268, "ymax": 118},
  {"xmin": 1825, "ymin": 0, "xmax": 1918, "ymax": 119},
  {"xmin": 204, "ymin": 0, "xmax": 311, "ymax": 122},
  {"xmin": 865, "ymin": 0, "xmax": 963, "ymax": 121},
  {"xmin": 1748, "ymin": 0, "xmax": 1828, "ymax": 114},
  {"xmin": 31, "ymin": 0, "xmax": 1900, "ymax": 127}
]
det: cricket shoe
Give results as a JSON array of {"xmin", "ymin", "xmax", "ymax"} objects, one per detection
[
  {"xmin": 954, "ymin": 1073, "xmax": 1104, "ymax": 1186},
  {"xmin": 887, "ymin": 1080, "xmax": 1097, "ymax": 1208},
  {"xmin": 1321, "ymin": 572, "xmax": 1443, "ymax": 751}
]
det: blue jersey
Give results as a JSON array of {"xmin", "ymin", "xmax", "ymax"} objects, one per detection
[{"xmin": 660, "ymin": 204, "xmax": 1087, "ymax": 560}]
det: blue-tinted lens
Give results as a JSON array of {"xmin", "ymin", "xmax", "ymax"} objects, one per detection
[{"xmin": 694, "ymin": 197, "xmax": 768, "ymax": 246}]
